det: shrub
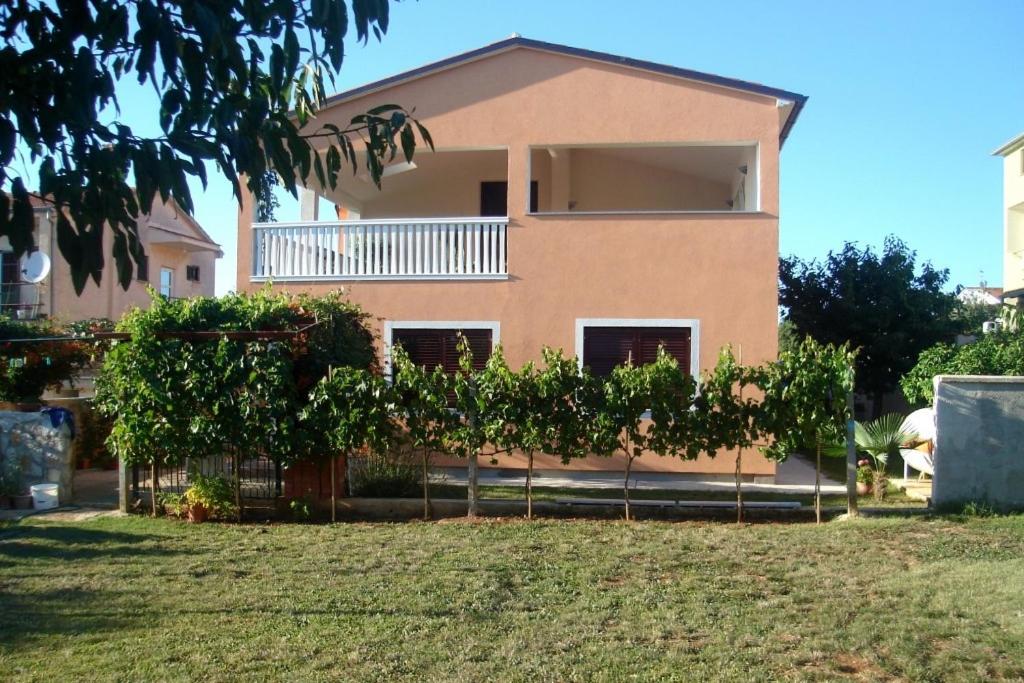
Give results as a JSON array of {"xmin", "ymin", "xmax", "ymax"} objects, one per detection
[
  {"xmin": 0, "ymin": 317, "xmax": 91, "ymax": 402},
  {"xmin": 349, "ymin": 449, "xmax": 421, "ymax": 498},
  {"xmin": 901, "ymin": 331, "xmax": 1024, "ymax": 404},
  {"xmin": 184, "ymin": 472, "xmax": 237, "ymax": 519},
  {"xmin": 96, "ymin": 289, "xmax": 376, "ymax": 474}
]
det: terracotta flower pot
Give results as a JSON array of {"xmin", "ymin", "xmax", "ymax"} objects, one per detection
[
  {"xmin": 856, "ymin": 482, "xmax": 872, "ymax": 496},
  {"xmin": 187, "ymin": 503, "xmax": 210, "ymax": 523}
]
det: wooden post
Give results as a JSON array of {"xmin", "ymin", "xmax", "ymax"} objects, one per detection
[
  {"xmin": 815, "ymin": 441, "xmax": 822, "ymax": 525},
  {"xmin": 736, "ymin": 345, "xmax": 744, "ymax": 524},
  {"xmin": 846, "ymin": 390, "xmax": 859, "ymax": 518},
  {"xmin": 150, "ymin": 460, "xmax": 158, "ymax": 517}
]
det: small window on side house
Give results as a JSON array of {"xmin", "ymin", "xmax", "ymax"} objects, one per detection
[
  {"xmin": 159, "ymin": 267, "xmax": 173, "ymax": 298},
  {"xmin": 186, "ymin": 265, "xmax": 200, "ymax": 282}
]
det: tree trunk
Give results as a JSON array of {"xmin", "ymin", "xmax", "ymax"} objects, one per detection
[
  {"xmin": 467, "ymin": 453, "xmax": 479, "ymax": 518},
  {"xmin": 330, "ymin": 455, "xmax": 337, "ymax": 523},
  {"xmin": 815, "ymin": 441, "xmax": 822, "ymax": 525},
  {"xmin": 526, "ymin": 451, "xmax": 534, "ymax": 520},
  {"xmin": 623, "ymin": 453, "xmax": 634, "ymax": 522},
  {"xmin": 735, "ymin": 450, "xmax": 744, "ymax": 524},
  {"xmin": 422, "ymin": 449, "xmax": 432, "ymax": 521},
  {"xmin": 846, "ymin": 390, "xmax": 859, "ymax": 518},
  {"xmin": 150, "ymin": 460, "xmax": 158, "ymax": 517}
]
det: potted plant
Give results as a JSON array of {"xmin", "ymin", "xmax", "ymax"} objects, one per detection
[
  {"xmin": 856, "ymin": 460, "xmax": 873, "ymax": 496},
  {"xmin": 855, "ymin": 413, "xmax": 918, "ymax": 501},
  {"xmin": 182, "ymin": 472, "xmax": 236, "ymax": 523}
]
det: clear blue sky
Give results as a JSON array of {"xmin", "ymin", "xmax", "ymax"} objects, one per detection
[{"xmin": 181, "ymin": 0, "xmax": 1023, "ymax": 295}]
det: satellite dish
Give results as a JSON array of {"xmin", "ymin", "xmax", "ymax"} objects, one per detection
[{"xmin": 20, "ymin": 251, "xmax": 51, "ymax": 283}]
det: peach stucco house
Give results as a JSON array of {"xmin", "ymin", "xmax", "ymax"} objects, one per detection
[
  {"xmin": 236, "ymin": 37, "xmax": 807, "ymax": 481},
  {"xmin": 2, "ymin": 196, "xmax": 221, "ymax": 322}
]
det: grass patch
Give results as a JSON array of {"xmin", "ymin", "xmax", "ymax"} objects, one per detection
[{"xmin": 2, "ymin": 514, "xmax": 1022, "ymax": 680}]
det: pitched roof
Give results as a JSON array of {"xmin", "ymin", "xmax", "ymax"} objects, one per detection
[{"xmin": 323, "ymin": 36, "xmax": 808, "ymax": 145}]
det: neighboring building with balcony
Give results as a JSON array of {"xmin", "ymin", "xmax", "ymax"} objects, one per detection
[
  {"xmin": 236, "ymin": 37, "xmax": 807, "ymax": 480},
  {"xmin": 995, "ymin": 131, "xmax": 1024, "ymax": 302},
  {"xmin": 2, "ymin": 195, "xmax": 221, "ymax": 322}
]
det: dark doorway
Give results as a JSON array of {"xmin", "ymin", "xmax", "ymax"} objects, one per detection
[{"xmin": 480, "ymin": 181, "xmax": 539, "ymax": 216}]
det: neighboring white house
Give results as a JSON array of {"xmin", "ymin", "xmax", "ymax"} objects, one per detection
[
  {"xmin": 994, "ymin": 131, "xmax": 1024, "ymax": 302},
  {"xmin": 958, "ymin": 286, "xmax": 1003, "ymax": 306}
]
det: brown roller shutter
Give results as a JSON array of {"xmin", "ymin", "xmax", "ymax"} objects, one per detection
[
  {"xmin": 392, "ymin": 328, "xmax": 493, "ymax": 374},
  {"xmin": 582, "ymin": 326, "xmax": 691, "ymax": 377}
]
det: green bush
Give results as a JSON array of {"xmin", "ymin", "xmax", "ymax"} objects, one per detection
[
  {"xmin": 0, "ymin": 317, "xmax": 92, "ymax": 402},
  {"xmin": 349, "ymin": 449, "xmax": 421, "ymax": 498},
  {"xmin": 901, "ymin": 331, "xmax": 1024, "ymax": 404},
  {"xmin": 95, "ymin": 289, "xmax": 375, "ymax": 471},
  {"xmin": 184, "ymin": 472, "xmax": 237, "ymax": 519}
]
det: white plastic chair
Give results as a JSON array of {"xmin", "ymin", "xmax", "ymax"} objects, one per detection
[
  {"xmin": 900, "ymin": 408, "xmax": 935, "ymax": 479},
  {"xmin": 900, "ymin": 447, "xmax": 934, "ymax": 478}
]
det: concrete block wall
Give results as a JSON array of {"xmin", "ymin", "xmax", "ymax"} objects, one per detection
[{"xmin": 933, "ymin": 375, "xmax": 1024, "ymax": 511}]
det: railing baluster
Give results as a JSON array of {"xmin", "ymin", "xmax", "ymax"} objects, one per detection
[{"xmin": 498, "ymin": 222, "xmax": 506, "ymax": 274}]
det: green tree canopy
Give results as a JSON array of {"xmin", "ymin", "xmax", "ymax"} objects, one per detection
[
  {"xmin": 779, "ymin": 236, "xmax": 958, "ymax": 410},
  {"xmin": 1, "ymin": 0, "xmax": 431, "ymax": 292}
]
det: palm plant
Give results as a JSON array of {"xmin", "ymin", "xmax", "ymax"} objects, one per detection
[{"xmin": 854, "ymin": 413, "xmax": 917, "ymax": 499}]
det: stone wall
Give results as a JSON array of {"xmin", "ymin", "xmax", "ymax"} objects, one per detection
[
  {"xmin": 0, "ymin": 411, "xmax": 74, "ymax": 502},
  {"xmin": 933, "ymin": 375, "xmax": 1024, "ymax": 511}
]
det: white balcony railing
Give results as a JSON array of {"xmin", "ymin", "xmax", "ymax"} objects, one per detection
[{"xmin": 251, "ymin": 217, "xmax": 508, "ymax": 281}]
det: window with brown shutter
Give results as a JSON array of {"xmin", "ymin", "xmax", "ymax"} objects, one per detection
[
  {"xmin": 582, "ymin": 326, "xmax": 691, "ymax": 377},
  {"xmin": 391, "ymin": 328, "xmax": 493, "ymax": 374}
]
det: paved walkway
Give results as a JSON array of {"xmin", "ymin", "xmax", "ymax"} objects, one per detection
[
  {"xmin": 436, "ymin": 456, "xmax": 846, "ymax": 496},
  {"xmin": 0, "ymin": 469, "xmax": 120, "ymax": 523}
]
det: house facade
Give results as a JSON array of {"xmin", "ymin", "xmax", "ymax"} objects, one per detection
[
  {"xmin": 995, "ymin": 132, "xmax": 1024, "ymax": 302},
  {"xmin": 2, "ymin": 196, "xmax": 221, "ymax": 322},
  {"xmin": 235, "ymin": 37, "xmax": 807, "ymax": 480}
]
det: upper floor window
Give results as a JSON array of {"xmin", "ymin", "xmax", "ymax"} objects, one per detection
[
  {"xmin": 159, "ymin": 267, "xmax": 173, "ymax": 298},
  {"xmin": 529, "ymin": 144, "xmax": 758, "ymax": 213}
]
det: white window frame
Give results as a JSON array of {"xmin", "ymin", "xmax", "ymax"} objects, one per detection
[
  {"xmin": 383, "ymin": 320, "xmax": 501, "ymax": 376},
  {"xmin": 574, "ymin": 318, "xmax": 701, "ymax": 377},
  {"xmin": 159, "ymin": 267, "xmax": 174, "ymax": 298}
]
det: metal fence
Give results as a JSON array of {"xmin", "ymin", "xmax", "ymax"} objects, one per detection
[{"xmin": 129, "ymin": 455, "xmax": 283, "ymax": 503}]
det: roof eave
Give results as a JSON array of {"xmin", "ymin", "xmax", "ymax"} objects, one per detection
[{"xmin": 992, "ymin": 132, "xmax": 1024, "ymax": 157}]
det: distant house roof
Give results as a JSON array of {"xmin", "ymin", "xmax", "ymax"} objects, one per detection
[
  {"xmin": 993, "ymin": 131, "xmax": 1024, "ymax": 157},
  {"xmin": 959, "ymin": 286, "xmax": 1004, "ymax": 305},
  {"xmin": 323, "ymin": 35, "xmax": 808, "ymax": 145}
]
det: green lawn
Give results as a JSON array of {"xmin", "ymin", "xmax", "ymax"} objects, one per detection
[{"xmin": 2, "ymin": 514, "xmax": 1022, "ymax": 681}]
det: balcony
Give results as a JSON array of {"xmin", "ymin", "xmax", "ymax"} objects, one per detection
[{"xmin": 251, "ymin": 217, "xmax": 509, "ymax": 281}]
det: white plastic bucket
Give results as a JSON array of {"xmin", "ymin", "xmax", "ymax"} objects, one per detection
[{"xmin": 30, "ymin": 483, "xmax": 59, "ymax": 510}]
